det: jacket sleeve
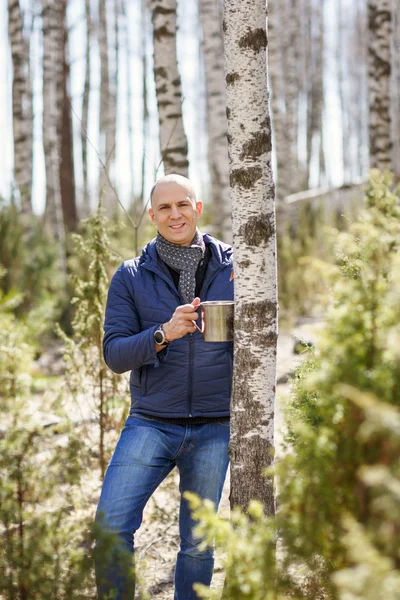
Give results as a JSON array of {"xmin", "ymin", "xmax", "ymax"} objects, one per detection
[{"xmin": 102, "ymin": 264, "xmax": 169, "ymax": 374}]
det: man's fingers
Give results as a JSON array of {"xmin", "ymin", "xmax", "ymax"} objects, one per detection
[{"xmin": 192, "ymin": 296, "xmax": 201, "ymax": 308}]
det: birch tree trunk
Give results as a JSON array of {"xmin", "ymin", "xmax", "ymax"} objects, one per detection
[
  {"xmin": 268, "ymin": 1, "xmax": 287, "ymax": 202},
  {"xmin": 307, "ymin": 0, "xmax": 325, "ymax": 186},
  {"xmin": 8, "ymin": 0, "xmax": 33, "ymax": 214},
  {"xmin": 141, "ymin": 0, "xmax": 149, "ymax": 205},
  {"xmin": 198, "ymin": 0, "xmax": 231, "ymax": 241},
  {"xmin": 391, "ymin": 0, "xmax": 400, "ymax": 175},
  {"xmin": 82, "ymin": 0, "xmax": 92, "ymax": 215},
  {"xmin": 60, "ymin": 0, "xmax": 77, "ymax": 232},
  {"xmin": 224, "ymin": 0, "xmax": 278, "ymax": 513},
  {"xmin": 42, "ymin": 0, "xmax": 65, "ymax": 243},
  {"xmin": 99, "ymin": 0, "xmax": 117, "ymax": 215},
  {"xmin": 281, "ymin": 0, "xmax": 302, "ymax": 193},
  {"xmin": 367, "ymin": 0, "xmax": 393, "ymax": 171},
  {"xmin": 150, "ymin": 0, "xmax": 189, "ymax": 176},
  {"xmin": 121, "ymin": 0, "xmax": 135, "ymax": 206}
]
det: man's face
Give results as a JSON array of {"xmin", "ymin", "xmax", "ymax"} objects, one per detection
[{"xmin": 149, "ymin": 181, "xmax": 203, "ymax": 246}]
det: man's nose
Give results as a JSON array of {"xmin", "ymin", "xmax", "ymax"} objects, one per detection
[{"xmin": 170, "ymin": 205, "xmax": 181, "ymax": 219}]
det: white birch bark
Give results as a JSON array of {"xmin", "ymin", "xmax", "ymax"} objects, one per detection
[
  {"xmin": 391, "ymin": 0, "xmax": 400, "ymax": 175},
  {"xmin": 367, "ymin": 0, "xmax": 393, "ymax": 171},
  {"xmin": 8, "ymin": 0, "xmax": 33, "ymax": 214},
  {"xmin": 121, "ymin": 0, "xmax": 135, "ymax": 206},
  {"xmin": 82, "ymin": 0, "xmax": 92, "ymax": 214},
  {"xmin": 198, "ymin": 0, "xmax": 231, "ymax": 241},
  {"xmin": 224, "ymin": 0, "xmax": 278, "ymax": 512},
  {"xmin": 281, "ymin": 0, "xmax": 302, "ymax": 193},
  {"xmin": 42, "ymin": 0, "xmax": 65, "ymax": 243},
  {"xmin": 308, "ymin": 0, "xmax": 325, "ymax": 186},
  {"xmin": 141, "ymin": 0, "xmax": 149, "ymax": 206},
  {"xmin": 150, "ymin": 0, "xmax": 189, "ymax": 176},
  {"xmin": 268, "ymin": 1, "xmax": 288, "ymax": 202},
  {"xmin": 99, "ymin": 0, "xmax": 117, "ymax": 215}
]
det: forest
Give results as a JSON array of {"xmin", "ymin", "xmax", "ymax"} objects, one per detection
[{"xmin": 1, "ymin": 0, "xmax": 400, "ymax": 598}]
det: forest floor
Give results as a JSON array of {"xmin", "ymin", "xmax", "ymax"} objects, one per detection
[{"xmin": 34, "ymin": 317, "xmax": 323, "ymax": 599}]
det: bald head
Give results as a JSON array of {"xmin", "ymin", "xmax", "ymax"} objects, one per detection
[
  {"xmin": 150, "ymin": 174, "xmax": 196, "ymax": 207},
  {"xmin": 148, "ymin": 173, "xmax": 203, "ymax": 246}
]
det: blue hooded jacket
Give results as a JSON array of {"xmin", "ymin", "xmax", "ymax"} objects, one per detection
[{"xmin": 103, "ymin": 234, "xmax": 234, "ymax": 418}]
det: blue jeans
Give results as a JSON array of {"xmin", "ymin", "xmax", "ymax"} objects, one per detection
[{"xmin": 95, "ymin": 415, "xmax": 230, "ymax": 600}]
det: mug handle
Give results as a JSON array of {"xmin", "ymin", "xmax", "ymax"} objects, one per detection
[{"xmin": 192, "ymin": 319, "xmax": 204, "ymax": 333}]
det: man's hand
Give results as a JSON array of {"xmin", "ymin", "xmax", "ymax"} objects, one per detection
[{"xmin": 162, "ymin": 297, "xmax": 201, "ymax": 342}]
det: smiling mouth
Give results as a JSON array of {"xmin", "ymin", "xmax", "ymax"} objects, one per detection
[{"xmin": 169, "ymin": 223, "xmax": 186, "ymax": 230}]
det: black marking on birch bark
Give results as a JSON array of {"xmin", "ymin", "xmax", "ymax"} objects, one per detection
[
  {"xmin": 238, "ymin": 259, "xmax": 251, "ymax": 268},
  {"xmin": 238, "ymin": 28, "xmax": 267, "ymax": 53},
  {"xmin": 222, "ymin": 19, "xmax": 227, "ymax": 34},
  {"xmin": 158, "ymin": 100, "xmax": 172, "ymax": 108},
  {"xmin": 156, "ymin": 84, "xmax": 167, "ymax": 95},
  {"xmin": 153, "ymin": 6, "xmax": 175, "ymax": 18},
  {"xmin": 163, "ymin": 146, "xmax": 188, "ymax": 158},
  {"xmin": 238, "ymin": 212, "xmax": 275, "ymax": 246},
  {"xmin": 154, "ymin": 25, "xmax": 174, "ymax": 41},
  {"xmin": 239, "ymin": 131, "xmax": 270, "ymax": 160},
  {"xmin": 238, "ymin": 300, "xmax": 276, "ymax": 332},
  {"xmin": 234, "ymin": 347, "xmax": 261, "ymax": 404},
  {"xmin": 260, "ymin": 117, "xmax": 269, "ymax": 129},
  {"xmin": 227, "ymin": 134, "xmax": 232, "ymax": 145},
  {"xmin": 226, "ymin": 72, "xmax": 240, "ymax": 85},
  {"xmin": 229, "ymin": 405, "xmax": 275, "ymax": 512},
  {"xmin": 172, "ymin": 77, "xmax": 181, "ymax": 86},
  {"xmin": 154, "ymin": 67, "xmax": 167, "ymax": 78},
  {"xmin": 230, "ymin": 166, "xmax": 262, "ymax": 189},
  {"xmin": 166, "ymin": 112, "xmax": 183, "ymax": 120},
  {"xmin": 226, "ymin": 107, "xmax": 231, "ymax": 120}
]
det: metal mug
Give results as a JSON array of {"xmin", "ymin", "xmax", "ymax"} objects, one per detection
[{"xmin": 193, "ymin": 301, "xmax": 234, "ymax": 342}]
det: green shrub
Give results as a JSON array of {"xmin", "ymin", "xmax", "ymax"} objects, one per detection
[{"xmin": 187, "ymin": 171, "xmax": 400, "ymax": 599}]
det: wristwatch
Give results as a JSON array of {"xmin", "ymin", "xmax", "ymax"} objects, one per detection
[{"xmin": 154, "ymin": 324, "xmax": 169, "ymax": 346}]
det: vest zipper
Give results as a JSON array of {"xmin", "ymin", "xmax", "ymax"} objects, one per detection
[{"xmin": 188, "ymin": 333, "xmax": 193, "ymax": 417}]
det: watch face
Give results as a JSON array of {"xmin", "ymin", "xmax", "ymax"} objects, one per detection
[{"xmin": 154, "ymin": 329, "xmax": 164, "ymax": 344}]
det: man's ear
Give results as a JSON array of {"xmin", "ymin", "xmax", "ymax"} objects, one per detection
[
  {"xmin": 195, "ymin": 201, "xmax": 203, "ymax": 218},
  {"xmin": 148, "ymin": 208, "xmax": 156, "ymax": 224}
]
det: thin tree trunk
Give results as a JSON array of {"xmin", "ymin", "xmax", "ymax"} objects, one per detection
[
  {"xmin": 281, "ymin": 0, "xmax": 302, "ymax": 193},
  {"xmin": 121, "ymin": 0, "xmax": 135, "ymax": 207},
  {"xmin": 150, "ymin": 0, "xmax": 189, "ymax": 176},
  {"xmin": 309, "ymin": 0, "xmax": 325, "ymax": 187},
  {"xmin": 8, "ymin": 0, "xmax": 33, "ymax": 214},
  {"xmin": 354, "ymin": 0, "xmax": 369, "ymax": 178},
  {"xmin": 391, "ymin": 0, "xmax": 400, "ymax": 175},
  {"xmin": 367, "ymin": 0, "xmax": 393, "ymax": 171},
  {"xmin": 99, "ymin": 0, "xmax": 116, "ymax": 215},
  {"xmin": 141, "ymin": 0, "xmax": 149, "ymax": 205},
  {"xmin": 42, "ymin": 0, "xmax": 65, "ymax": 245},
  {"xmin": 82, "ymin": 0, "xmax": 92, "ymax": 215},
  {"xmin": 225, "ymin": 0, "xmax": 278, "ymax": 513},
  {"xmin": 198, "ymin": 0, "xmax": 231, "ymax": 241},
  {"xmin": 60, "ymin": 0, "xmax": 78, "ymax": 232},
  {"xmin": 338, "ymin": 0, "xmax": 352, "ymax": 182}
]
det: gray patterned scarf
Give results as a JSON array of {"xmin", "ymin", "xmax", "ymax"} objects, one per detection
[{"xmin": 156, "ymin": 230, "xmax": 205, "ymax": 303}]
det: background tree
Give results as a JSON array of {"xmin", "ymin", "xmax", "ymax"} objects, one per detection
[
  {"xmin": 224, "ymin": 0, "xmax": 278, "ymax": 512},
  {"xmin": 81, "ymin": 0, "xmax": 92, "ymax": 216},
  {"xmin": 42, "ymin": 0, "xmax": 64, "ymax": 243},
  {"xmin": 198, "ymin": 0, "xmax": 231, "ymax": 241},
  {"xmin": 150, "ymin": 0, "xmax": 189, "ymax": 176},
  {"xmin": 59, "ymin": 0, "xmax": 77, "ymax": 232},
  {"xmin": 368, "ymin": 0, "xmax": 393, "ymax": 171},
  {"xmin": 7, "ymin": 0, "xmax": 33, "ymax": 215}
]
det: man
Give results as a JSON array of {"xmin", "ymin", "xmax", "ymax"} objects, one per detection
[{"xmin": 95, "ymin": 174, "xmax": 233, "ymax": 599}]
